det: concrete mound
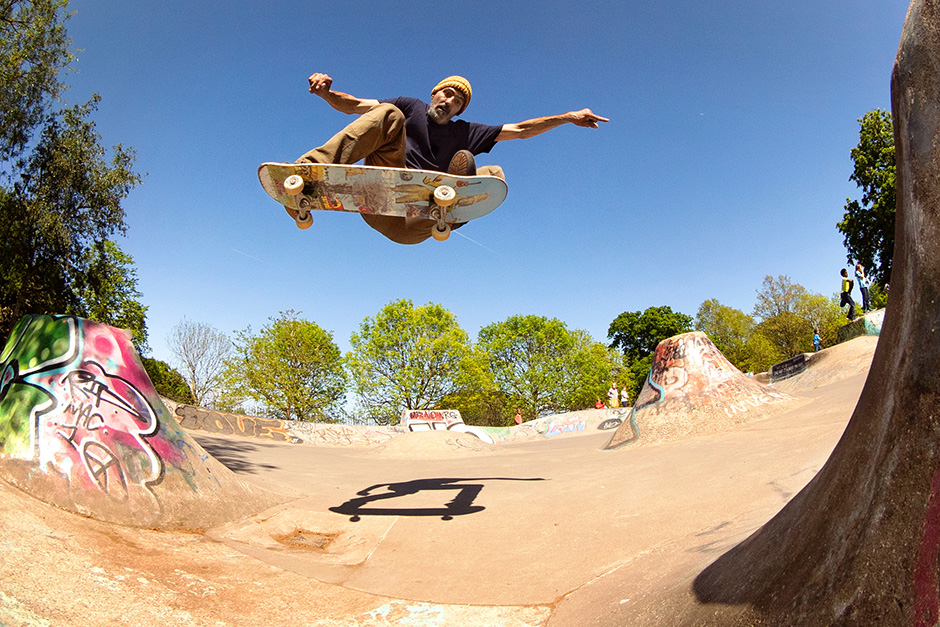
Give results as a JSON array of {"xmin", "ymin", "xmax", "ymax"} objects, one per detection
[
  {"xmin": 605, "ymin": 332, "xmax": 803, "ymax": 449},
  {"xmin": 0, "ymin": 315, "xmax": 284, "ymax": 530}
]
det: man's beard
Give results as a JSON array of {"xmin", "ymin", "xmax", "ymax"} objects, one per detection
[{"xmin": 428, "ymin": 103, "xmax": 451, "ymax": 125}]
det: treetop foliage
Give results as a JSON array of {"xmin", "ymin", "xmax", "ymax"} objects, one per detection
[
  {"xmin": 607, "ymin": 305, "xmax": 693, "ymax": 362},
  {"xmin": 226, "ymin": 310, "xmax": 347, "ymax": 422},
  {"xmin": 838, "ymin": 109, "xmax": 896, "ymax": 285},
  {"xmin": 0, "ymin": 0, "xmax": 74, "ymax": 163},
  {"xmin": 346, "ymin": 299, "xmax": 472, "ymax": 424}
]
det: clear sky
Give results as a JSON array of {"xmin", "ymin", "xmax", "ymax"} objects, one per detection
[{"xmin": 62, "ymin": 1, "xmax": 908, "ymax": 365}]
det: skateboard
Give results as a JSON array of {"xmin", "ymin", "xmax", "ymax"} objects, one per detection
[{"xmin": 257, "ymin": 162, "xmax": 508, "ymax": 241}]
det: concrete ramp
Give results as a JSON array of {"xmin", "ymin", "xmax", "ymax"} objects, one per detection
[
  {"xmin": 771, "ymin": 335, "xmax": 879, "ymax": 394},
  {"xmin": 604, "ymin": 331, "xmax": 802, "ymax": 449},
  {"xmin": 0, "ymin": 315, "xmax": 284, "ymax": 530}
]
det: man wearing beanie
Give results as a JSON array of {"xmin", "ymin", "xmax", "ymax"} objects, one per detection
[{"xmin": 298, "ymin": 72, "xmax": 608, "ymax": 244}]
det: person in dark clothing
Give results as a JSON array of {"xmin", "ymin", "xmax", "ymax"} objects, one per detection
[
  {"xmin": 297, "ymin": 73, "xmax": 608, "ymax": 244},
  {"xmin": 841, "ymin": 268, "xmax": 857, "ymax": 321}
]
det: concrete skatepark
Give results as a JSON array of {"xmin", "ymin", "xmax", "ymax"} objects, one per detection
[{"xmin": 3, "ymin": 1, "xmax": 940, "ymax": 624}]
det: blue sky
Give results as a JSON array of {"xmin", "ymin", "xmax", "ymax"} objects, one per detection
[{"xmin": 62, "ymin": 1, "xmax": 907, "ymax": 364}]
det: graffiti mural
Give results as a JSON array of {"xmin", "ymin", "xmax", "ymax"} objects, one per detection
[
  {"xmin": 605, "ymin": 332, "xmax": 797, "ymax": 450},
  {"xmin": 645, "ymin": 332, "xmax": 790, "ymax": 415},
  {"xmin": 400, "ymin": 409, "xmax": 494, "ymax": 444},
  {"xmin": 0, "ymin": 315, "xmax": 167, "ymax": 503},
  {"xmin": 297, "ymin": 423, "xmax": 397, "ymax": 447},
  {"xmin": 542, "ymin": 415, "xmax": 587, "ymax": 437},
  {"xmin": 175, "ymin": 405, "xmax": 303, "ymax": 443}
]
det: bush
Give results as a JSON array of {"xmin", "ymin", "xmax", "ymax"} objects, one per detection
[{"xmin": 141, "ymin": 357, "xmax": 195, "ymax": 404}]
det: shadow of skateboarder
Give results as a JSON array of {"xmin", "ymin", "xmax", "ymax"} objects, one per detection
[{"xmin": 330, "ymin": 477, "xmax": 545, "ymax": 521}]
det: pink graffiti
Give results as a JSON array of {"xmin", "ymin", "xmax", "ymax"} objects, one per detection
[
  {"xmin": 545, "ymin": 419, "xmax": 586, "ymax": 437},
  {"xmin": 10, "ymin": 320, "xmax": 170, "ymax": 502},
  {"xmin": 33, "ymin": 360, "xmax": 162, "ymax": 501}
]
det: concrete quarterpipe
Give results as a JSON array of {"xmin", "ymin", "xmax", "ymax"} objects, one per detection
[
  {"xmin": 605, "ymin": 331, "xmax": 802, "ymax": 449},
  {"xmin": 0, "ymin": 315, "xmax": 283, "ymax": 529}
]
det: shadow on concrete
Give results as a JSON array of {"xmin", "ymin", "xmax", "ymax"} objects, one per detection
[
  {"xmin": 330, "ymin": 477, "xmax": 546, "ymax": 521},
  {"xmin": 192, "ymin": 435, "xmax": 280, "ymax": 475}
]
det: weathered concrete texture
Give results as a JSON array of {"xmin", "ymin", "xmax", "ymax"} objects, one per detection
[
  {"xmin": 0, "ymin": 477, "xmax": 549, "ymax": 627},
  {"xmin": 771, "ymin": 336, "xmax": 879, "ymax": 395},
  {"xmin": 605, "ymin": 331, "xmax": 803, "ymax": 449},
  {"xmin": 0, "ymin": 315, "xmax": 285, "ymax": 530},
  {"xmin": 836, "ymin": 308, "xmax": 886, "ymax": 343},
  {"xmin": 639, "ymin": 2, "xmax": 940, "ymax": 623}
]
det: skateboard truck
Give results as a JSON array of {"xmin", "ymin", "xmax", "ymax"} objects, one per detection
[
  {"xmin": 284, "ymin": 174, "xmax": 314, "ymax": 229},
  {"xmin": 430, "ymin": 185, "xmax": 456, "ymax": 241}
]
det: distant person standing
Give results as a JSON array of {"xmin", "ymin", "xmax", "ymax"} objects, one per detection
[
  {"xmin": 514, "ymin": 408, "xmax": 523, "ymax": 425},
  {"xmin": 855, "ymin": 263, "xmax": 872, "ymax": 313},
  {"xmin": 840, "ymin": 268, "xmax": 857, "ymax": 321},
  {"xmin": 607, "ymin": 384, "xmax": 619, "ymax": 408},
  {"xmin": 620, "ymin": 386, "xmax": 630, "ymax": 408},
  {"xmin": 813, "ymin": 328, "xmax": 822, "ymax": 352}
]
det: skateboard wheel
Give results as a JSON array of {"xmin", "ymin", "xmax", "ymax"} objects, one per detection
[
  {"xmin": 284, "ymin": 174, "xmax": 304, "ymax": 196},
  {"xmin": 431, "ymin": 223, "xmax": 451, "ymax": 241},
  {"xmin": 433, "ymin": 185, "xmax": 456, "ymax": 207},
  {"xmin": 296, "ymin": 212, "xmax": 313, "ymax": 230}
]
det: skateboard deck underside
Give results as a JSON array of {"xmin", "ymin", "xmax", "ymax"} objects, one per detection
[{"xmin": 258, "ymin": 162, "xmax": 508, "ymax": 224}]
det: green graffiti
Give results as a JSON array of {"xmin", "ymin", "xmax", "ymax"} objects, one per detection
[{"xmin": 0, "ymin": 315, "xmax": 79, "ymax": 455}]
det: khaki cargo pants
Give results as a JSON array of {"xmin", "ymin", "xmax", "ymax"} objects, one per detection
[{"xmin": 297, "ymin": 103, "xmax": 503, "ymax": 245}]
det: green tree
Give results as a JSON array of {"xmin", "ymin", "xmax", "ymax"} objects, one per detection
[
  {"xmin": 868, "ymin": 282, "xmax": 889, "ymax": 310},
  {"xmin": 563, "ymin": 330, "xmax": 629, "ymax": 410},
  {"xmin": 752, "ymin": 275, "xmax": 812, "ymax": 358},
  {"xmin": 140, "ymin": 356, "xmax": 196, "ymax": 405},
  {"xmin": 77, "ymin": 240, "xmax": 149, "ymax": 352},
  {"xmin": 346, "ymin": 299, "xmax": 471, "ymax": 425},
  {"xmin": 477, "ymin": 315, "xmax": 621, "ymax": 419},
  {"xmin": 0, "ymin": 2, "xmax": 143, "ymax": 342},
  {"xmin": 0, "ymin": 0, "xmax": 73, "ymax": 162},
  {"xmin": 227, "ymin": 311, "xmax": 346, "ymax": 421},
  {"xmin": 837, "ymin": 109, "xmax": 896, "ymax": 285},
  {"xmin": 795, "ymin": 293, "xmax": 843, "ymax": 349},
  {"xmin": 695, "ymin": 299, "xmax": 755, "ymax": 369},
  {"xmin": 608, "ymin": 306, "xmax": 694, "ymax": 362},
  {"xmin": 439, "ymin": 347, "xmax": 510, "ymax": 427},
  {"xmin": 740, "ymin": 332, "xmax": 783, "ymax": 374},
  {"xmin": 608, "ymin": 305, "xmax": 693, "ymax": 396},
  {"xmin": 751, "ymin": 275, "xmax": 844, "ymax": 360}
]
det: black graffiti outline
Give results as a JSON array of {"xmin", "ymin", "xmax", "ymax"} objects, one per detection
[
  {"xmin": 56, "ymin": 361, "xmax": 165, "ymax": 497},
  {"xmin": 1, "ymin": 316, "xmax": 165, "ymax": 501}
]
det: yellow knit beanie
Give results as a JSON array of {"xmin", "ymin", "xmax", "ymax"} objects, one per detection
[{"xmin": 431, "ymin": 76, "xmax": 472, "ymax": 114}]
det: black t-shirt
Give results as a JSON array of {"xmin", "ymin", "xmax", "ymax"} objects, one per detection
[{"xmin": 381, "ymin": 97, "xmax": 502, "ymax": 172}]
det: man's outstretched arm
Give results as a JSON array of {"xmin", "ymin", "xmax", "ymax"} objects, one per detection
[
  {"xmin": 496, "ymin": 108, "xmax": 609, "ymax": 141},
  {"xmin": 307, "ymin": 72, "xmax": 380, "ymax": 115}
]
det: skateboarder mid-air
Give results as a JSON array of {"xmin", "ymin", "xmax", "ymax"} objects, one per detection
[{"xmin": 297, "ymin": 73, "xmax": 609, "ymax": 244}]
